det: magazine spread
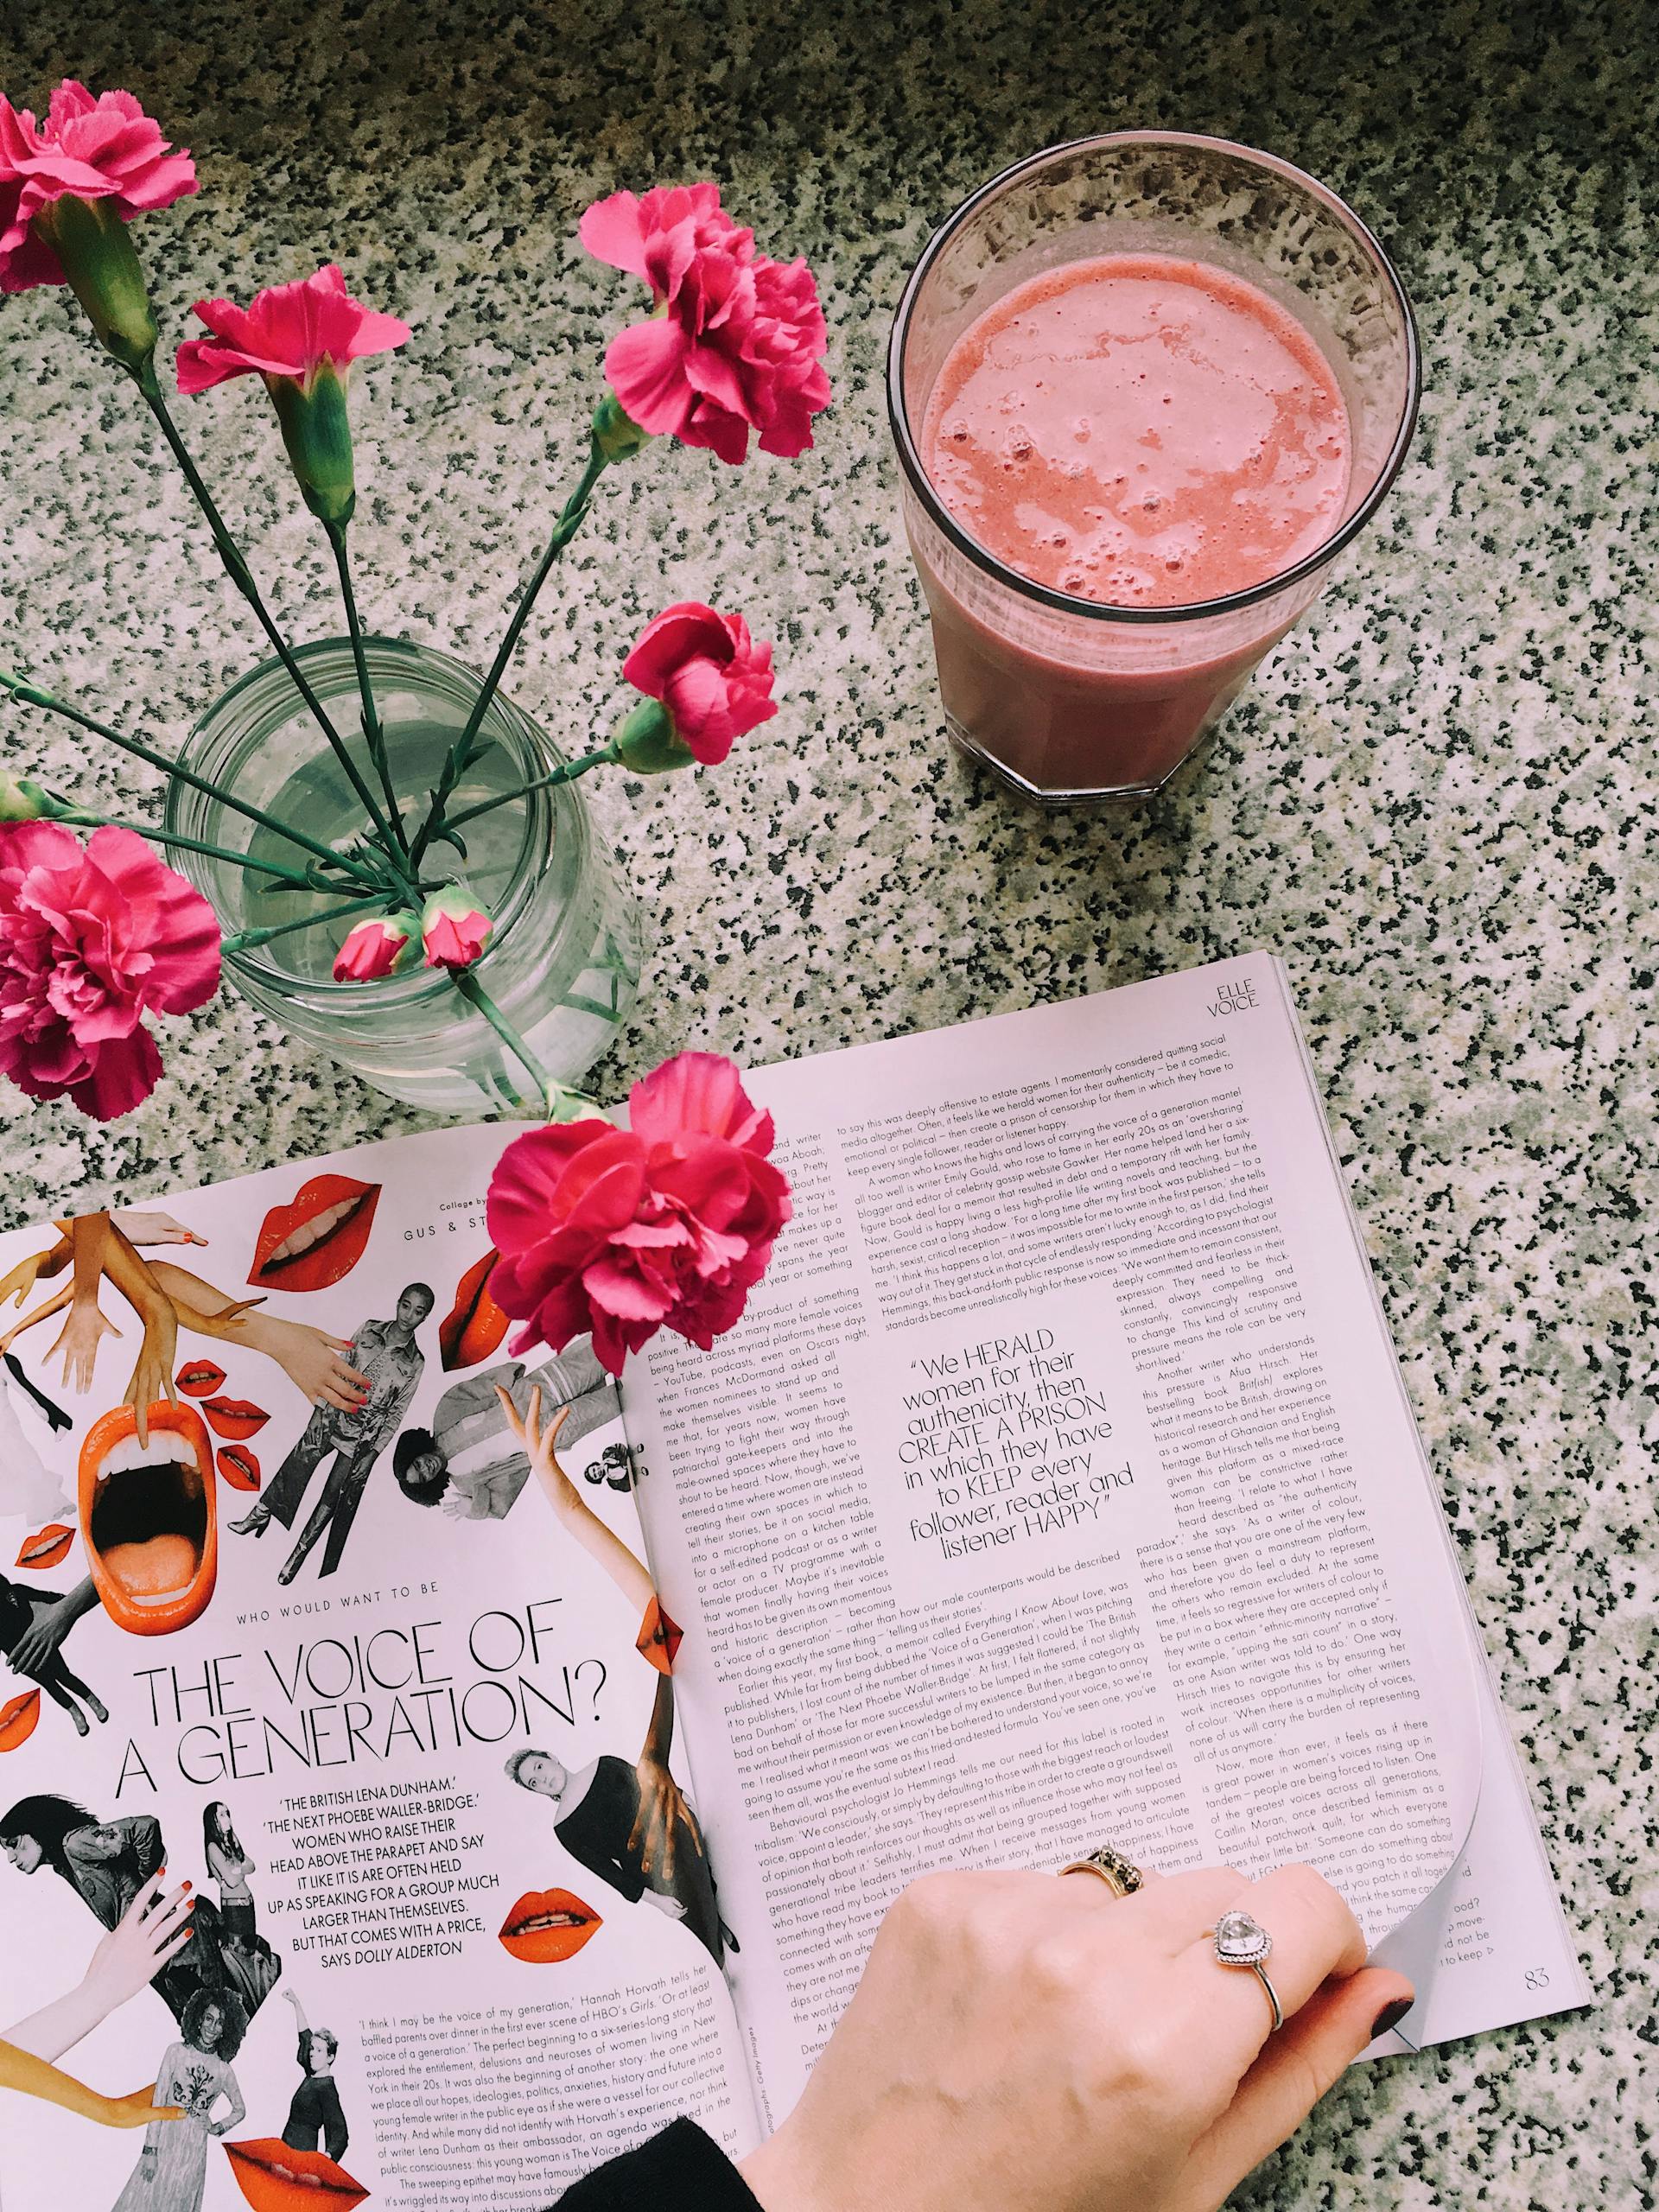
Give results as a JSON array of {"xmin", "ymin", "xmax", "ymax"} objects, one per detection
[{"xmin": 0, "ymin": 953, "xmax": 1588, "ymax": 2210}]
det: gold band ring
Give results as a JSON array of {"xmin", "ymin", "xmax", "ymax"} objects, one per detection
[{"xmin": 1059, "ymin": 1845, "xmax": 1144, "ymax": 1897}]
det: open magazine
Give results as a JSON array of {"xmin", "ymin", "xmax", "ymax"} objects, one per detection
[{"xmin": 0, "ymin": 952, "xmax": 1587, "ymax": 2210}]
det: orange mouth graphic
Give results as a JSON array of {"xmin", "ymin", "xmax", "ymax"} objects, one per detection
[
  {"xmin": 439, "ymin": 1248, "xmax": 512, "ymax": 1372},
  {"xmin": 79, "ymin": 1402, "xmax": 216, "ymax": 1637},
  {"xmin": 0, "ymin": 1689, "xmax": 40, "ymax": 1750},
  {"xmin": 202, "ymin": 1397, "xmax": 270, "ymax": 1442},
  {"xmin": 223, "ymin": 2139, "xmax": 369, "ymax": 2212},
  {"xmin": 15, "ymin": 1523, "xmax": 73, "ymax": 1570},
  {"xmin": 175, "ymin": 1359, "xmax": 227, "ymax": 1399},
  {"xmin": 217, "ymin": 1444, "xmax": 262, "ymax": 1491},
  {"xmin": 498, "ymin": 1887, "xmax": 602, "ymax": 1963},
  {"xmin": 249, "ymin": 1176, "xmax": 381, "ymax": 1294}
]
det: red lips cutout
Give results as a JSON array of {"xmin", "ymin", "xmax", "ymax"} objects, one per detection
[
  {"xmin": 175, "ymin": 1358, "xmax": 227, "ymax": 1399},
  {"xmin": 249, "ymin": 1176, "xmax": 381, "ymax": 1294},
  {"xmin": 202, "ymin": 1398, "xmax": 270, "ymax": 1442},
  {"xmin": 0, "ymin": 1689, "xmax": 40, "ymax": 1750},
  {"xmin": 16, "ymin": 1524, "xmax": 73, "ymax": 1570},
  {"xmin": 223, "ymin": 2139, "xmax": 369, "ymax": 2212},
  {"xmin": 498, "ymin": 1887, "xmax": 603, "ymax": 1964},
  {"xmin": 439, "ymin": 1249, "xmax": 512, "ymax": 1372},
  {"xmin": 217, "ymin": 1445, "xmax": 262, "ymax": 1491}
]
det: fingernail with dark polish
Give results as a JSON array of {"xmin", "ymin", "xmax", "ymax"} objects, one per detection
[{"xmin": 1371, "ymin": 1997, "xmax": 1414, "ymax": 2039}]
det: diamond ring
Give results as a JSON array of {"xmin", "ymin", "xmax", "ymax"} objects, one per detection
[{"xmin": 1210, "ymin": 1909, "xmax": 1283, "ymax": 2031}]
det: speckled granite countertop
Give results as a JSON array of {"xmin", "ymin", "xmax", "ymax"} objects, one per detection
[{"xmin": 2, "ymin": 0, "xmax": 1652, "ymax": 2201}]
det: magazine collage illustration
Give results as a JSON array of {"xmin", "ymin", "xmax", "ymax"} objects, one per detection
[{"xmin": 0, "ymin": 1128, "xmax": 749, "ymax": 2212}]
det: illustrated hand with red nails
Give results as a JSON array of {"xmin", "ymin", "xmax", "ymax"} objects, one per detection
[
  {"xmin": 80, "ymin": 1874, "xmax": 197, "ymax": 2018},
  {"xmin": 246, "ymin": 1319, "xmax": 371, "ymax": 1414},
  {"xmin": 4, "ymin": 1872, "xmax": 195, "ymax": 2067},
  {"xmin": 111, "ymin": 1211, "xmax": 208, "ymax": 1249}
]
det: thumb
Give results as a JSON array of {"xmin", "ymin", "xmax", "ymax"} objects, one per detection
[{"xmin": 1183, "ymin": 1967, "xmax": 1414, "ymax": 2203}]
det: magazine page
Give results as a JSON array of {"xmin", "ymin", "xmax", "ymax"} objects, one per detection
[
  {"xmin": 622, "ymin": 952, "xmax": 1587, "ymax": 2126},
  {"xmin": 0, "ymin": 1126, "xmax": 758, "ymax": 2212}
]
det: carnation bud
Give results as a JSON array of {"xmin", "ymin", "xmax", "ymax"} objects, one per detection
[
  {"xmin": 421, "ymin": 886, "xmax": 493, "ymax": 972},
  {"xmin": 31, "ymin": 196, "xmax": 160, "ymax": 371},
  {"xmin": 0, "ymin": 771, "xmax": 54, "ymax": 822},
  {"xmin": 266, "ymin": 360, "xmax": 357, "ymax": 526},
  {"xmin": 333, "ymin": 910, "xmax": 418, "ymax": 982},
  {"xmin": 592, "ymin": 392, "xmax": 653, "ymax": 465},
  {"xmin": 611, "ymin": 696, "xmax": 696, "ymax": 776}
]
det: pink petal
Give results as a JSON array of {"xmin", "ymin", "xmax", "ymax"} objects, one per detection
[
  {"xmin": 486, "ymin": 1119, "xmax": 622, "ymax": 1254},
  {"xmin": 603, "ymin": 317, "xmax": 695, "ymax": 438},
  {"xmin": 578, "ymin": 190, "xmax": 650, "ymax": 282},
  {"xmin": 630, "ymin": 1051, "xmax": 765, "ymax": 1148},
  {"xmin": 582, "ymin": 1252, "xmax": 675, "ymax": 1324},
  {"xmin": 67, "ymin": 1028, "xmax": 162, "ymax": 1121}
]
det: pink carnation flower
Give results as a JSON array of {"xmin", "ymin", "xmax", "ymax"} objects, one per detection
[
  {"xmin": 0, "ymin": 81, "xmax": 195, "ymax": 293},
  {"xmin": 486, "ymin": 1052, "xmax": 792, "ymax": 1375},
  {"xmin": 580, "ymin": 181, "xmax": 830, "ymax": 467},
  {"xmin": 0, "ymin": 822, "xmax": 220, "ymax": 1121},
  {"xmin": 623, "ymin": 602, "xmax": 778, "ymax": 766},
  {"xmin": 175, "ymin": 261, "xmax": 411, "ymax": 394},
  {"xmin": 421, "ymin": 887, "xmax": 493, "ymax": 972},
  {"xmin": 333, "ymin": 911, "xmax": 416, "ymax": 982}
]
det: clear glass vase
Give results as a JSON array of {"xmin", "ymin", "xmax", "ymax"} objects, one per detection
[{"xmin": 165, "ymin": 636, "xmax": 647, "ymax": 1115}]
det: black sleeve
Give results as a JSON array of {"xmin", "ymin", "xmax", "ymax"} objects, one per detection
[
  {"xmin": 554, "ymin": 2119, "xmax": 764, "ymax": 2210},
  {"xmin": 321, "ymin": 2079, "xmax": 348, "ymax": 2164}
]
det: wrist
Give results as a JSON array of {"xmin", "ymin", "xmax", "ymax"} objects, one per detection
[{"xmin": 738, "ymin": 2130, "xmax": 822, "ymax": 2212}]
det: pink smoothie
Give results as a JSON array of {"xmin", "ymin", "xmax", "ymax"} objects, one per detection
[{"xmin": 912, "ymin": 253, "xmax": 1353, "ymax": 794}]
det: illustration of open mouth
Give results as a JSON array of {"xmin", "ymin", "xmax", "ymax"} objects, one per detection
[
  {"xmin": 175, "ymin": 1358, "xmax": 227, "ymax": 1399},
  {"xmin": 439, "ymin": 1248, "xmax": 512, "ymax": 1372},
  {"xmin": 202, "ymin": 1396, "xmax": 270, "ymax": 1442},
  {"xmin": 15, "ymin": 1522, "xmax": 73, "ymax": 1570},
  {"xmin": 249, "ymin": 1175, "xmax": 381, "ymax": 1294},
  {"xmin": 79, "ymin": 1402, "xmax": 217, "ymax": 1637},
  {"xmin": 223, "ymin": 2139, "xmax": 369, "ymax": 2212},
  {"xmin": 217, "ymin": 1444, "xmax": 262, "ymax": 1491},
  {"xmin": 498, "ymin": 1887, "xmax": 602, "ymax": 1964},
  {"xmin": 0, "ymin": 1690, "xmax": 40, "ymax": 1751}
]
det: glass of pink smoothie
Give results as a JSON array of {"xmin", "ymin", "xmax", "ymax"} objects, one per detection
[{"xmin": 888, "ymin": 134, "xmax": 1420, "ymax": 806}]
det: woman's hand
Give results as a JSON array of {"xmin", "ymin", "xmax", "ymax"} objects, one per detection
[
  {"xmin": 112, "ymin": 1211, "xmax": 207, "ymax": 1249},
  {"xmin": 46, "ymin": 1299, "xmax": 122, "ymax": 1395},
  {"xmin": 80, "ymin": 1877, "xmax": 196, "ymax": 2017},
  {"xmin": 740, "ymin": 1863, "xmax": 1413, "ymax": 2212},
  {"xmin": 0, "ymin": 1248, "xmax": 54, "ymax": 1312},
  {"xmin": 628, "ymin": 1753, "xmax": 704, "ymax": 1888},
  {"xmin": 249, "ymin": 1316, "xmax": 370, "ymax": 1412},
  {"xmin": 109, "ymin": 2085, "xmax": 184, "ymax": 2127},
  {"xmin": 124, "ymin": 1302, "xmax": 179, "ymax": 1450},
  {"xmin": 499, "ymin": 1386, "xmax": 579, "ymax": 1509}
]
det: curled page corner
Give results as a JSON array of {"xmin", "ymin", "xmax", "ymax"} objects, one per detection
[{"xmin": 1366, "ymin": 1611, "xmax": 1491, "ymax": 2050}]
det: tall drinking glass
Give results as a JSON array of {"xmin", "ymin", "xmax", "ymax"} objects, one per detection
[{"xmin": 888, "ymin": 133, "xmax": 1420, "ymax": 806}]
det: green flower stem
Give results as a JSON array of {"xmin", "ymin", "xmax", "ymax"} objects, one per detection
[
  {"xmin": 224, "ymin": 892, "xmax": 389, "ymax": 956},
  {"xmin": 51, "ymin": 808, "xmax": 334, "ymax": 889},
  {"xmin": 443, "ymin": 741, "xmax": 620, "ymax": 835},
  {"xmin": 0, "ymin": 671, "xmax": 387, "ymax": 890},
  {"xmin": 449, "ymin": 967, "xmax": 561, "ymax": 1116},
  {"xmin": 130, "ymin": 359, "xmax": 405, "ymax": 864},
  {"xmin": 325, "ymin": 520, "xmax": 407, "ymax": 852},
  {"xmin": 409, "ymin": 433, "xmax": 612, "ymax": 870}
]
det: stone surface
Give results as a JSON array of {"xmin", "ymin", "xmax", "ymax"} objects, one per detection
[{"xmin": 2, "ymin": 2, "xmax": 1653, "ymax": 2203}]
